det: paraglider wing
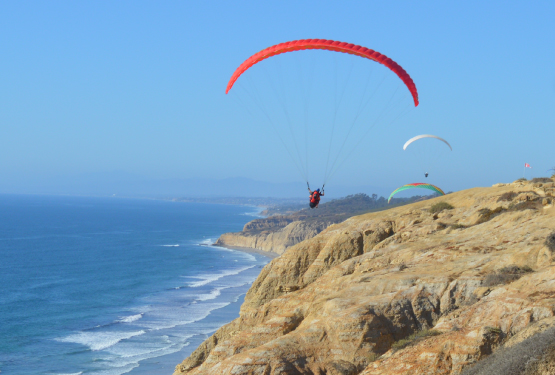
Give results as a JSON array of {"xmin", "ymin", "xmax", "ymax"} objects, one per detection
[
  {"xmin": 226, "ymin": 39, "xmax": 419, "ymax": 107},
  {"xmin": 388, "ymin": 183, "xmax": 445, "ymax": 203},
  {"xmin": 403, "ymin": 135, "xmax": 452, "ymax": 151}
]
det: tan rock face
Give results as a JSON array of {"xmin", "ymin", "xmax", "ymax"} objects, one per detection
[
  {"xmin": 175, "ymin": 181, "xmax": 555, "ymax": 375},
  {"xmin": 216, "ymin": 219, "xmax": 334, "ymax": 255}
]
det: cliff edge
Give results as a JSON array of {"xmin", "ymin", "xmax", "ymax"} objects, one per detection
[
  {"xmin": 176, "ymin": 179, "xmax": 555, "ymax": 375},
  {"xmin": 215, "ymin": 194, "xmax": 425, "ymax": 255}
]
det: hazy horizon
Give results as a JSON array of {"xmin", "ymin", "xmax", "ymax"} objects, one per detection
[{"xmin": 0, "ymin": 173, "xmax": 402, "ymax": 200}]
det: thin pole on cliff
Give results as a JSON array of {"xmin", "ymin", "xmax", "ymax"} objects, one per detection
[{"xmin": 524, "ymin": 163, "xmax": 532, "ymax": 179}]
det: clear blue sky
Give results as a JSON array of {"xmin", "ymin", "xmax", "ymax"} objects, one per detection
[{"xmin": 1, "ymin": 1, "xmax": 554, "ymax": 196}]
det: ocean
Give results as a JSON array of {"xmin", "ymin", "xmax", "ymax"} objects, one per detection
[{"xmin": 0, "ymin": 194, "xmax": 270, "ymax": 375}]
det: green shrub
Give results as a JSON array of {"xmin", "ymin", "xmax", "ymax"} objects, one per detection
[
  {"xmin": 485, "ymin": 326, "xmax": 503, "ymax": 334},
  {"xmin": 450, "ymin": 223, "xmax": 466, "ymax": 230},
  {"xmin": 391, "ymin": 330, "xmax": 442, "ymax": 350},
  {"xmin": 429, "ymin": 201, "xmax": 454, "ymax": 214},
  {"xmin": 483, "ymin": 265, "xmax": 533, "ymax": 287}
]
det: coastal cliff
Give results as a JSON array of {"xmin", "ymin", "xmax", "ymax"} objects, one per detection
[
  {"xmin": 176, "ymin": 179, "xmax": 555, "ymax": 375},
  {"xmin": 215, "ymin": 193, "xmax": 424, "ymax": 255},
  {"xmin": 215, "ymin": 219, "xmax": 334, "ymax": 255}
]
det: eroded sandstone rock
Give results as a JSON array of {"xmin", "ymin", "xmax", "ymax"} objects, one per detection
[
  {"xmin": 175, "ymin": 181, "xmax": 555, "ymax": 375},
  {"xmin": 216, "ymin": 219, "xmax": 334, "ymax": 255}
]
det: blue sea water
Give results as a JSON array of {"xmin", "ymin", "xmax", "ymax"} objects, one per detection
[{"xmin": 0, "ymin": 195, "xmax": 270, "ymax": 375}]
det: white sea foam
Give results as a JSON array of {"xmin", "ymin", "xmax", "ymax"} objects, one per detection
[
  {"xmin": 56, "ymin": 330, "xmax": 146, "ymax": 351},
  {"xmin": 92, "ymin": 363, "xmax": 139, "ymax": 375},
  {"xmin": 107, "ymin": 334, "xmax": 182, "ymax": 358},
  {"xmin": 172, "ymin": 283, "xmax": 245, "ymax": 301},
  {"xmin": 232, "ymin": 292, "xmax": 246, "ymax": 303},
  {"xmin": 236, "ymin": 251, "xmax": 257, "ymax": 262},
  {"xmin": 198, "ymin": 238, "xmax": 215, "ymax": 246},
  {"xmin": 209, "ymin": 243, "xmax": 257, "ymax": 261},
  {"xmin": 246, "ymin": 253, "xmax": 257, "ymax": 262},
  {"xmin": 184, "ymin": 265, "xmax": 256, "ymax": 288},
  {"xmin": 136, "ymin": 302, "xmax": 229, "ymax": 331},
  {"xmin": 188, "ymin": 282, "xmax": 250, "ymax": 301},
  {"xmin": 160, "ymin": 244, "xmax": 180, "ymax": 247},
  {"xmin": 101, "ymin": 339, "xmax": 190, "ymax": 374},
  {"xmin": 195, "ymin": 287, "xmax": 222, "ymax": 301},
  {"xmin": 117, "ymin": 313, "xmax": 143, "ymax": 323}
]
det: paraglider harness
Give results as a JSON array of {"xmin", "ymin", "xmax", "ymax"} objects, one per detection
[{"xmin": 308, "ymin": 183, "xmax": 324, "ymax": 209}]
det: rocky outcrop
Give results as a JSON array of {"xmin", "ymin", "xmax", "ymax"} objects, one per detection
[
  {"xmin": 216, "ymin": 219, "xmax": 335, "ymax": 255},
  {"xmin": 215, "ymin": 193, "xmax": 420, "ymax": 255},
  {"xmin": 176, "ymin": 179, "xmax": 555, "ymax": 375}
]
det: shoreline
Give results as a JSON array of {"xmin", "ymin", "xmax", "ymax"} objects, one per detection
[
  {"xmin": 210, "ymin": 243, "xmax": 280, "ymax": 259},
  {"xmin": 131, "ymin": 243, "xmax": 275, "ymax": 375}
]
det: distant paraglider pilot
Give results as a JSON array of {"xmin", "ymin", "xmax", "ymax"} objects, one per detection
[
  {"xmin": 308, "ymin": 188, "xmax": 324, "ymax": 209},
  {"xmin": 425, "ymin": 172, "xmax": 428, "ymax": 178}
]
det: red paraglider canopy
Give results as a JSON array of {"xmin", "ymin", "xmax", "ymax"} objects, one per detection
[{"xmin": 226, "ymin": 39, "xmax": 419, "ymax": 107}]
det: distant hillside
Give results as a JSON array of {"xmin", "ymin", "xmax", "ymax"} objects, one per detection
[{"xmin": 262, "ymin": 193, "xmax": 438, "ymax": 218}]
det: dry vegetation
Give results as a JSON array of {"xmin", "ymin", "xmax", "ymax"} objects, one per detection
[
  {"xmin": 429, "ymin": 201, "xmax": 454, "ymax": 214},
  {"xmin": 391, "ymin": 330, "xmax": 442, "ymax": 351},
  {"xmin": 546, "ymin": 232, "xmax": 555, "ymax": 253},
  {"xmin": 531, "ymin": 177, "xmax": 553, "ymax": 183},
  {"xmin": 461, "ymin": 327, "xmax": 555, "ymax": 375},
  {"xmin": 482, "ymin": 265, "xmax": 534, "ymax": 287},
  {"xmin": 497, "ymin": 191, "xmax": 517, "ymax": 202},
  {"xmin": 476, "ymin": 195, "xmax": 543, "ymax": 226},
  {"xmin": 476, "ymin": 207, "xmax": 505, "ymax": 225}
]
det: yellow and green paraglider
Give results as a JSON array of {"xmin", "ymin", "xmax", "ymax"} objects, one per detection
[{"xmin": 388, "ymin": 183, "xmax": 445, "ymax": 203}]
